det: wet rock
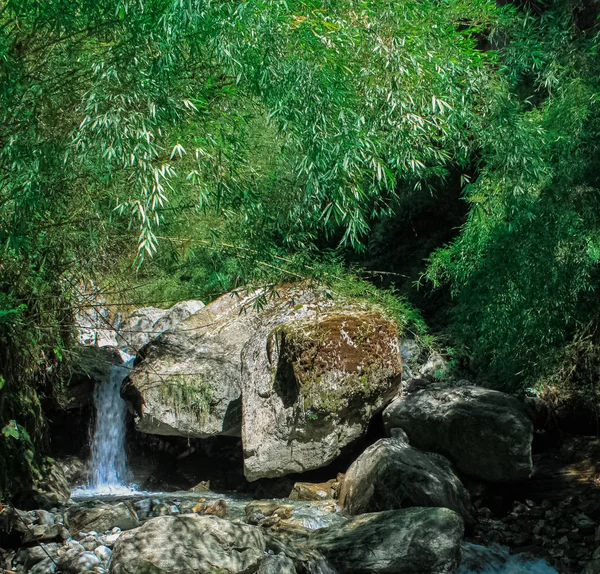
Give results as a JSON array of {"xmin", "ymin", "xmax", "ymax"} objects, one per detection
[
  {"xmin": 309, "ymin": 507, "xmax": 464, "ymax": 573},
  {"xmin": 576, "ymin": 514, "xmax": 596, "ymax": 534},
  {"xmin": 339, "ymin": 437, "xmax": 473, "ymax": 526},
  {"xmin": 57, "ymin": 547, "xmax": 101, "ymax": 572},
  {"xmin": 151, "ymin": 502, "xmax": 179, "ymax": 517},
  {"xmin": 94, "ymin": 545, "xmax": 112, "ymax": 562},
  {"xmin": 132, "ymin": 498, "xmax": 152, "ymax": 520},
  {"xmin": 67, "ymin": 502, "xmax": 139, "ymax": 535},
  {"xmin": 190, "ymin": 499, "xmax": 228, "ymax": 519},
  {"xmin": 246, "ymin": 501, "xmax": 293, "ymax": 525},
  {"xmin": 110, "ymin": 514, "xmax": 266, "ymax": 574},
  {"xmin": 29, "ymin": 557, "xmax": 58, "ymax": 574},
  {"xmin": 289, "ymin": 477, "xmax": 342, "ymax": 501},
  {"xmin": 384, "ymin": 385, "xmax": 533, "ymax": 482},
  {"xmin": 189, "ymin": 480, "xmax": 210, "ymax": 492},
  {"xmin": 15, "ymin": 543, "xmax": 60, "ymax": 569},
  {"xmin": 258, "ymin": 554, "xmax": 297, "ymax": 573}
]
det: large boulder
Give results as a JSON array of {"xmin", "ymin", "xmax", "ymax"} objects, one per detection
[
  {"xmin": 242, "ymin": 305, "xmax": 402, "ymax": 480},
  {"xmin": 122, "ymin": 291, "xmax": 261, "ymax": 438},
  {"xmin": 308, "ymin": 507, "xmax": 464, "ymax": 573},
  {"xmin": 109, "ymin": 514, "xmax": 266, "ymax": 574},
  {"xmin": 117, "ymin": 300, "xmax": 205, "ymax": 353},
  {"xmin": 67, "ymin": 502, "xmax": 139, "ymax": 535},
  {"xmin": 124, "ymin": 283, "xmax": 403, "ymax": 478},
  {"xmin": 339, "ymin": 436, "xmax": 472, "ymax": 525},
  {"xmin": 258, "ymin": 554, "xmax": 297, "ymax": 574},
  {"xmin": 383, "ymin": 386, "xmax": 534, "ymax": 482}
]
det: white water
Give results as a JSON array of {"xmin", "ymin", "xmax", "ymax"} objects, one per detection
[
  {"xmin": 73, "ymin": 354, "xmax": 138, "ymax": 496},
  {"xmin": 459, "ymin": 543, "xmax": 558, "ymax": 574}
]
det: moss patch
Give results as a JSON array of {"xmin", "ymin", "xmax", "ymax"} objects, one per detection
[
  {"xmin": 269, "ymin": 312, "xmax": 401, "ymax": 418},
  {"xmin": 159, "ymin": 374, "xmax": 213, "ymax": 423}
]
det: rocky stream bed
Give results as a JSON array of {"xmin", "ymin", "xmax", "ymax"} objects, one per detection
[{"xmin": 3, "ymin": 287, "xmax": 600, "ymax": 573}]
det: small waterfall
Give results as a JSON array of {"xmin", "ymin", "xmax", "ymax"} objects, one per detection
[{"xmin": 74, "ymin": 354, "xmax": 137, "ymax": 496}]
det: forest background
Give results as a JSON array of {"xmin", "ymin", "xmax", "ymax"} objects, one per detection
[{"xmin": 1, "ymin": 0, "xmax": 599, "ymax": 496}]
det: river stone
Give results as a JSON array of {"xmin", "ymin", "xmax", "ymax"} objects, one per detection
[
  {"xmin": 289, "ymin": 477, "xmax": 342, "ymax": 501},
  {"xmin": 28, "ymin": 557, "xmax": 57, "ymax": 574},
  {"xmin": 109, "ymin": 514, "xmax": 266, "ymax": 574},
  {"xmin": 67, "ymin": 502, "xmax": 139, "ymax": 535},
  {"xmin": 339, "ymin": 437, "xmax": 473, "ymax": 525},
  {"xmin": 383, "ymin": 386, "xmax": 534, "ymax": 482},
  {"xmin": 242, "ymin": 301, "xmax": 402, "ymax": 480},
  {"xmin": 57, "ymin": 548, "xmax": 101, "ymax": 572},
  {"xmin": 309, "ymin": 507, "xmax": 464, "ymax": 573},
  {"xmin": 15, "ymin": 543, "xmax": 60, "ymax": 569},
  {"xmin": 258, "ymin": 554, "xmax": 297, "ymax": 573}
]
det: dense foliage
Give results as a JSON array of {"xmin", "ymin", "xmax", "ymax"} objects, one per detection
[{"xmin": 1, "ymin": 0, "xmax": 599, "ymax": 496}]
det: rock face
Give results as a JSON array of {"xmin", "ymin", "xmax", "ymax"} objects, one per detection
[
  {"xmin": 77, "ymin": 298, "xmax": 204, "ymax": 353},
  {"xmin": 258, "ymin": 554, "xmax": 297, "ymax": 574},
  {"xmin": 109, "ymin": 514, "xmax": 266, "ymax": 574},
  {"xmin": 309, "ymin": 507, "xmax": 464, "ymax": 573},
  {"xmin": 242, "ymin": 300, "xmax": 402, "ymax": 480},
  {"xmin": 124, "ymin": 284, "xmax": 402, "ymax": 481},
  {"xmin": 383, "ymin": 386, "xmax": 534, "ymax": 482},
  {"xmin": 339, "ymin": 437, "xmax": 472, "ymax": 525},
  {"xmin": 123, "ymin": 291, "xmax": 261, "ymax": 438}
]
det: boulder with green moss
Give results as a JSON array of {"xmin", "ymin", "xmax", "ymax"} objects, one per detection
[
  {"xmin": 124, "ymin": 284, "xmax": 403, "ymax": 479},
  {"xmin": 242, "ymin": 305, "xmax": 402, "ymax": 480}
]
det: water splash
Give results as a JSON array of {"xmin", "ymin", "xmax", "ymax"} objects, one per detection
[
  {"xmin": 459, "ymin": 543, "xmax": 558, "ymax": 574},
  {"xmin": 73, "ymin": 354, "xmax": 138, "ymax": 496}
]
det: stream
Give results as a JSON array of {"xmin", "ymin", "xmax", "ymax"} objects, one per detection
[{"xmin": 63, "ymin": 348, "xmax": 559, "ymax": 574}]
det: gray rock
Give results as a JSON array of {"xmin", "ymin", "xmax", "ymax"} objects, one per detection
[
  {"xmin": 109, "ymin": 514, "xmax": 265, "ymax": 574},
  {"xmin": 94, "ymin": 545, "xmax": 112, "ymax": 563},
  {"xmin": 132, "ymin": 498, "xmax": 152, "ymax": 520},
  {"xmin": 339, "ymin": 438, "xmax": 472, "ymax": 525},
  {"xmin": 77, "ymin": 298, "xmax": 204, "ymax": 353},
  {"xmin": 123, "ymin": 292, "xmax": 258, "ymax": 438},
  {"xmin": 585, "ymin": 546, "xmax": 600, "ymax": 574},
  {"xmin": 383, "ymin": 386, "xmax": 534, "ymax": 482},
  {"xmin": 28, "ymin": 557, "xmax": 57, "ymax": 574},
  {"xmin": 309, "ymin": 507, "xmax": 464, "ymax": 573},
  {"xmin": 258, "ymin": 554, "xmax": 297, "ymax": 573},
  {"xmin": 242, "ymin": 298, "xmax": 402, "ymax": 480},
  {"xmin": 67, "ymin": 502, "xmax": 139, "ymax": 535},
  {"xmin": 15, "ymin": 543, "xmax": 60, "ymax": 569},
  {"xmin": 118, "ymin": 300, "xmax": 205, "ymax": 354},
  {"xmin": 57, "ymin": 548, "xmax": 101, "ymax": 572},
  {"xmin": 126, "ymin": 283, "xmax": 403, "ymax": 484}
]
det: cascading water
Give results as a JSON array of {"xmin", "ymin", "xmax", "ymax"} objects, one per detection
[{"xmin": 74, "ymin": 353, "xmax": 138, "ymax": 496}]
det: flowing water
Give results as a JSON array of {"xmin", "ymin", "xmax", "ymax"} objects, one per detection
[
  {"xmin": 73, "ymin": 353, "xmax": 138, "ymax": 496},
  {"xmin": 459, "ymin": 542, "xmax": 559, "ymax": 574}
]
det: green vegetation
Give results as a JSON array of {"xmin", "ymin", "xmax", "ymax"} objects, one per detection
[
  {"xmin": 1, "ymin": 0, "xmax": 600, "ymax": 497},
  {"xmin": 160, "ymin": 374, "xmax": 212, "ymax": 422}
]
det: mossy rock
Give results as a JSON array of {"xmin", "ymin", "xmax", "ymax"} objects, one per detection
[{"xmin": 268, "ymin": 312, "xmax": 401, "ymax": 419}]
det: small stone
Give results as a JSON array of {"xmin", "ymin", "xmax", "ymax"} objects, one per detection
[
  {"xmin": 104, "ymin": 532, "xmax": 121, "ymax": 547},
  {"xmin": 191, "ymin": 499, "xmax": 227, "ymax": 519},
  {"xmin": 94, "ymin": 545, "xmax": 112, "ymax": 562}
]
